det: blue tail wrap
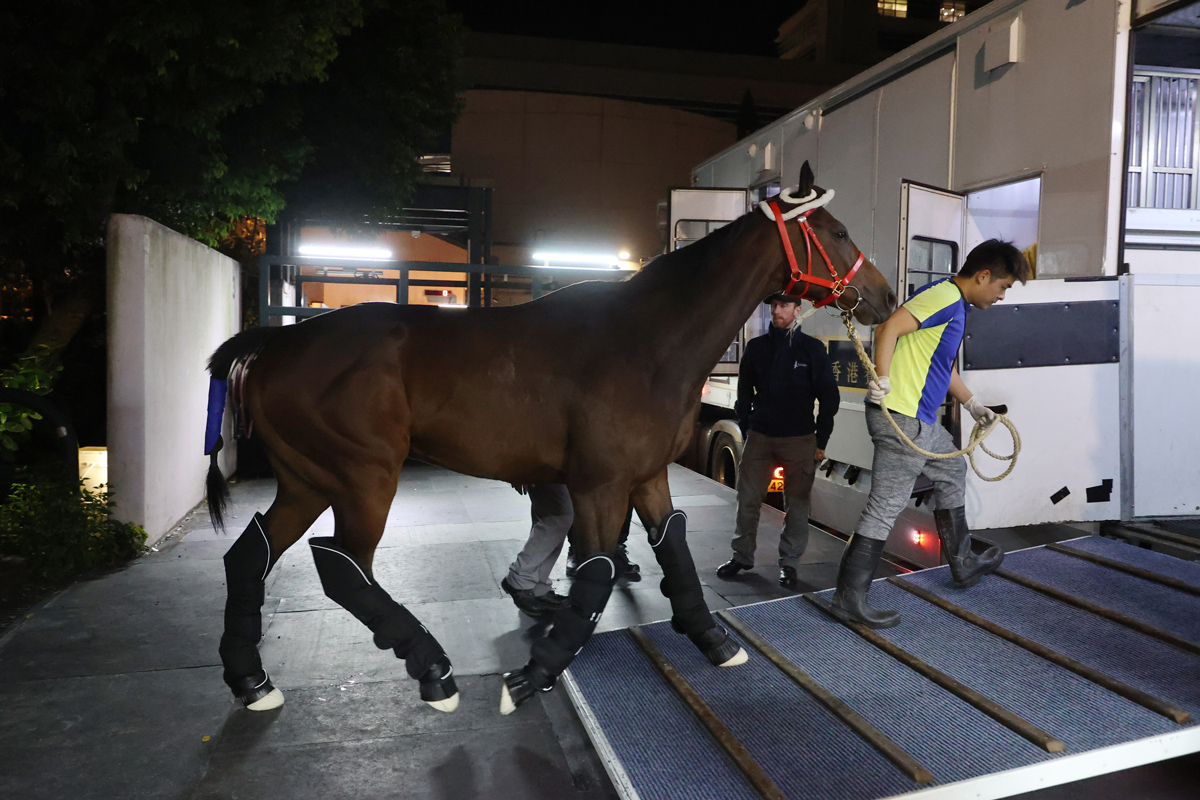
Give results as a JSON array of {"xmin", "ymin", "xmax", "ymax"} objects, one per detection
[{"xmin": 205, "ymin": 379, "xmax": 229, "ymax": 454}]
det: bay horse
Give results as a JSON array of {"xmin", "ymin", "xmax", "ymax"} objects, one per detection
[{"xmin": 203, "ymin": 162, "xmax": 896, "ymax": 716}]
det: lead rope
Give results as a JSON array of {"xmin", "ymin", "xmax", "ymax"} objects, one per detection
[{"xmin": 840, "ymin": 312, "xmax": 1021, "ymax": 482}]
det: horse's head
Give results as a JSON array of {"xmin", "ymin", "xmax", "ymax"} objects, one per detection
[{"xmin": 760, "ymin": 161, "xmax": 896, "ymax": 325}]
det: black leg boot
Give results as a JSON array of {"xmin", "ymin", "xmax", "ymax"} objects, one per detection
[
  {"xmin": 310, "ymin": 537, "xmax": 458, "ymax": 712},
  {"xmin": 828, "ymin": 534, "xmax": 900, "ymax": 629},
  {"xmin": 935, "ymin": 506, "xmax": 1003, "ymax": 588},
  {"xmin": 502, "ymin": 554, "xmax": 618, "ymax": 714},
  {"xmin": 653, "ymin": 510, "xmax": 747, "ymax": 667},
  {"xmin": 219, "ymin": 513, "xmax": 284, "ymax": 710}
]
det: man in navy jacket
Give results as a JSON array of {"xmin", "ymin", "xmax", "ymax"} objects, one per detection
[{"xmin": 717, "ymin": 295, "xmax": 840, "ymax": 590}]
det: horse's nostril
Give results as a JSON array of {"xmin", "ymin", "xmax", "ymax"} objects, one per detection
[{"xmin": 886, "ymin": 291, "xmax": 897, "ymax": 311}]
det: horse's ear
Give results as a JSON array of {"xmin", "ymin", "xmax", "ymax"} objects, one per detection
[{"xmin": 798, "ymin": 161, "xmax": 815, "ymax": 196}]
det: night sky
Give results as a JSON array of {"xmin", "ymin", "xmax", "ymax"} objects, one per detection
[{"xmin": 445, "ymin": 1, "xmax": 802, "ymax": 57}]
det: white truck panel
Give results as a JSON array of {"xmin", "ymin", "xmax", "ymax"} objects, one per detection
[
  {"xmin": 953, "ymin": 0, "xmax": 1122, "ymax": 277},
  {"xmin": 873, "ymin": 53, "xmax": 956, "ymax": 287},
  {"xmin": 963, "ymin": 279, "xmax": 1122, "ymax": 528},
  {"xmin": 1128, "ymin": 273, "xmax": 1200, "ymax": 517}
]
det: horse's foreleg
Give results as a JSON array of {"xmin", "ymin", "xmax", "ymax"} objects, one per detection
[
  {"xmin": 221, "ymin": 472, "xmax": 327, "ymax": 710},
  {"xmin": 500, "ymin": 484, "xmax": 626, "ymax": 715},
  {"xmin": 633, "ymin": 470, "xmax": 748, "ymax": 669},
  {"xmin": 310, "ymin": 484, "xmax": 459, "ymax": 713}
]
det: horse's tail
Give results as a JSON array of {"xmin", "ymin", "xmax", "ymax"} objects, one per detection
[{"xmin": 204, "ymin": 326, "xmax": 281, "ymax": 532}]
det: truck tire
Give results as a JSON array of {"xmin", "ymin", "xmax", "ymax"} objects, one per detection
[{"xmin": 709, "ymin": 432, "xmax": 739, "ymax": 489}]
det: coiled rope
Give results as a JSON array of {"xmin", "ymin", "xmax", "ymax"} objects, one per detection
[{"xmin": 840, "ymin": 312, "xmax": 1021, "ymax": 482}]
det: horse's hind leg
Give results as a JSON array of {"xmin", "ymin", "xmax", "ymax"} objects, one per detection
[
  {"xmin": 633, "ymin": 469, "xmax": 747, "ymax": 669},
  {"xmin": 307, "ymin": 477, "xmax": 459, "ymax": 713},
  {"xmin": 500, "ymin": 483, "xmax": 627, "ymax": 715},
  {"xmin": 221, "ymin": 466, "xmax": 328, "ymax": 710}
]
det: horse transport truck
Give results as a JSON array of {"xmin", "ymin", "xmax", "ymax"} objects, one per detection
[{"xmin": 675, "ymin": 0, "xmax": 1200, "ymax": 568}]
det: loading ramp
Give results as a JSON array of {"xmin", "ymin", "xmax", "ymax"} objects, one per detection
[{"xmin": 565, "ymin": 536, "xmax": 1200, "ymax": 800}]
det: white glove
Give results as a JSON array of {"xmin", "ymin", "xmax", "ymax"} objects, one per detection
[
  {"xmin": 867, "ymin": 376, "xmax": 891, "ymax": 404},
  {"xmin": 963, "ymin": 396, "xmax": 997, "ymax": 424}
]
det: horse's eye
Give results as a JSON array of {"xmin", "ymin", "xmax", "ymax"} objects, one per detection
[{"xmin": 836, "ymin": 230, "xmax": 848, "ymax": 240}]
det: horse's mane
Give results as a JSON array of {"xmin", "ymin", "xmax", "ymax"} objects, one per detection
[{"xmin": 623, "ymin": 211, "xmax": 759, "ymax": 299}]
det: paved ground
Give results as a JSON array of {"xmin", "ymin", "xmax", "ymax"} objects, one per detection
[{"xmin": 1, "ymin": 462, "xmax": 1196, "ymax": 799}]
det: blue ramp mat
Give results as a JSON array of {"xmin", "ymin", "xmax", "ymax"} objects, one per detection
[
  {"xmin": 1002, "ymin": 548, "xmax": 1200, "ymax": 642},
  {"xmin": 898, "ymin": 569, "xmax": 1200, "ymax": 716},
  {"xmin": 568, "ymin": 629, "xmax": 761, "ymax": 800},
  {"xmin": 641, "ymin": 622, "xmax": 915, "ymax": 800},
  {"xmin": 721, "ymin": 600, "xmax": 1054, "ymax": 784},
  {"xmin": 1057, "ymin": 536, "xmax": 1200, "ymax": 588},
  {"xmin": 568, "ymin": 541, "xmax": 1200, "ymax": 800},
  {"xmin": 865, "ymin": 582, "xmax": 1180, "ymax": 750}
]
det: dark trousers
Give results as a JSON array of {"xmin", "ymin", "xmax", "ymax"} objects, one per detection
[{"xmin": 732, "ymin": 431, "xmax": 818, "ymax": 569}]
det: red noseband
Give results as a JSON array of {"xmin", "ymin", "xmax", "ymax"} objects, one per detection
[{"xmin": 767, "ymin": 199, "xmax": 864, "ymax": 309}]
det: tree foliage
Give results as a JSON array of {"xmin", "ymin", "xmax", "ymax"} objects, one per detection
[
  {"xmin": 0, "ymin": 476, "xmax": 147, "ymax": 583},
  {"xmin": 0, "ymin": 0, "xmax": 462, "ymax": 303},
  {"xmin": 0, "ymin": 348, "xmax": 60, "ymax": 457}
]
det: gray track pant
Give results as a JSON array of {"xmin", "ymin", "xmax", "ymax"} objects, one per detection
[
  {"xmin": 506, "ymin": 484, "xmax": 572, "ymax": 594},
  {"xmin": 856, "ymin": 407, "xmax": 965, "ymax": 541},
  {"xmin": 732, "ymin": 432, "xmax": 818, "ymax": 569}
]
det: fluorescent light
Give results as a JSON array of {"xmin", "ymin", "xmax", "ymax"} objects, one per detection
[
  {"xmin": 298, "ymin": 244, "xmax": 393, "ymax": 260},
  {"xmin": 438, "ymin": 303, "xmax": 468, "ymax": 309},
  {"xmin": 532, "ymin": 252, "xmax": 620, "ymax": 267}
]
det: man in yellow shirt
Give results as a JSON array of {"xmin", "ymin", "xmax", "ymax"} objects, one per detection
[{"xmin": 829, "ymin": 240, "xmax": 1030, "ymax": 629}]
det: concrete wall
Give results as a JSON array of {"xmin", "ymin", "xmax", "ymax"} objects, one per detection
[
  {"xmin": 452, "ymin": 90, "xmax": 736, "ymax": 264},
  {"xmin": 107, "ymin": 215, "xmax": 240, "ymax": 544}
]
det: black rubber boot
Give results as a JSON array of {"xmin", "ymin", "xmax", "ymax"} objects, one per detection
[
  {"xmin": 613, "ymin": 505, "xmax": 641, "ymax": 581},
  {"xmin": 613, "ymin": 543, "xmax": 641, "ymax": 582},
  {"xmin": 310, "ymin": 537, "xmax": 457, "ymax": 709},
  {"xmin": 935, "ymin": 506, "xmax": 1004, "ymax": 588},
  {"xmin": 218, "ymin": 513, "xmax": 282, "ymax": 707},
  {"xmin": 828, "ymin": 534, "xmax": 900, "ymax": 629}
]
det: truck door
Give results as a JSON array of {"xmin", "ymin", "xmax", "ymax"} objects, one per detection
[
  {"xmin": 899, "ymin": 182, "xmax": 965, "ymax": 300},
  {"xmin": 669, "ymin": 187, "xmax": 751, "ymax": 380}
]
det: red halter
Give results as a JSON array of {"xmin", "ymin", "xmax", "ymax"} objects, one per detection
[{"xmin": 766, "ymin": 198, "xmax": 864, "ymax": 309}]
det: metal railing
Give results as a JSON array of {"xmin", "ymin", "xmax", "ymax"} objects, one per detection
[{"xmin": 259, "ymin": 256, "xmax": 630, "ymax": 325}]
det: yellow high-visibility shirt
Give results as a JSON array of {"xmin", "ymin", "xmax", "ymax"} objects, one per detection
[{"xmin": 886, "ymin": 279, "xmax": 967, "ymax": 424}]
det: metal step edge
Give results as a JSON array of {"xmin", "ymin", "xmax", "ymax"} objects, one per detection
[
  {"xmin": 878, "ymin": 725, "xmax": 1200, "ymax": 800},
  {"xmin": 562, "ymin": 668, "xmax": 643, "ymax": 800}
]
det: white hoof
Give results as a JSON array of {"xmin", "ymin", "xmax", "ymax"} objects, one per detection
[
  {"xmin": 499, "ymin": 683, "xmax": 517, "ymax": 716},
  {"xmin": 718, "ymin": 647, "xmax": 749, "ymax": 668},
  {"xmin": 246, "ymin": 688, "xmax": 285, "ymax": 711},
  {"xmin": 426, "ymin": 692, "xmax": 460, "ymax": 713}
]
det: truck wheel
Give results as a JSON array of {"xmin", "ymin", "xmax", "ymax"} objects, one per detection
[{"xmin": 709, "ymin": 433, "xmax": 739, "ymax": 489}]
